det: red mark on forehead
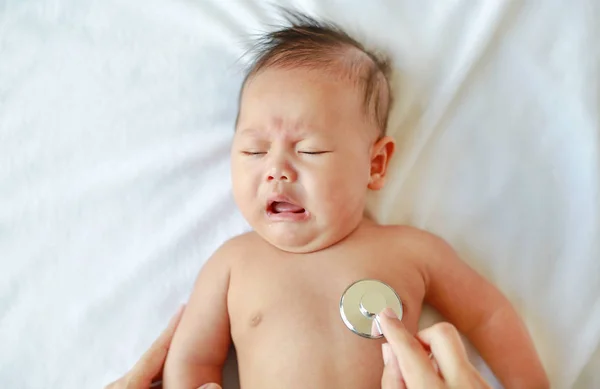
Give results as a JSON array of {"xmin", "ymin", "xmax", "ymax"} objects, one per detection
[
  {"xmin": 272, "ymin": 116, "xmax": 284, "ymax": 130},
  {"xmin": 270, "ymin": 116, "xmax": 307, "ymax": 137},
  {"xmin": 238, "ymin": 117, "xmax": 315, "ymax": 141}
]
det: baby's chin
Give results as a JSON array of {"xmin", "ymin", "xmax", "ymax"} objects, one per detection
[
  {"xmin": 256, "ymin": 224, "xmax": 346, "ymax": 254},
  {"xmin": 261, "ymin": 233, "xmax": 331, "ymax": 254}
]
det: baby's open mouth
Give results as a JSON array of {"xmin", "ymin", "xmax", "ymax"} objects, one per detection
[{"xmin": 268, "ymin": 201, "xmax": 306, "ymax": 214}]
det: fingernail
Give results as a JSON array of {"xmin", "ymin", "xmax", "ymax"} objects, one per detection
[
  {"xmin": 381, "ymin": 307, "xmax": 399, "ymax": 320},
  {"xmin": 371, "ymin": 316, "xmax": 382, "ymax": 336},
  {"xmin": 382, "ymin": 343, "xmax": 392, "ymax": 365},
  {"xmin": 199, "ymin": 384, "xmax": 221, "ymax": 389}
]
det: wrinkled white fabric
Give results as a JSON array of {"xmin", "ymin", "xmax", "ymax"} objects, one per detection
[{"xmin": 1, "ymin": 1, "xmax": 598, "ymax": 388}]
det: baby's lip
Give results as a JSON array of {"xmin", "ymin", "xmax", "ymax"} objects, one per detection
[
  {"xmin": 266, "ymin": 194, "xmax": 298, "ymax": 207},
  {"xmin": 266, "ymin": 194, "xmax": 305, "ymax": 214},
  {"xmin": 265, "ymin": 194, "xmax": 309, "ymax": 222}
]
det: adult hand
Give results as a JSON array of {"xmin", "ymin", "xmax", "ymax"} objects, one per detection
[
  {"xmin": 378, "ymin": 308, "xmax": 491, "ymax": 389},
  {"xmin": 104, "ymin": 305, "xmax": 223, "ymax": 389}
]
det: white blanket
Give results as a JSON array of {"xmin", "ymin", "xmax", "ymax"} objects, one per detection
[{"xmin": 1, "ymin": 0, "xmax": 598, "ymax": 388}]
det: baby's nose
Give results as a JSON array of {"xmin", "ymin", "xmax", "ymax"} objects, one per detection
[
  {"xmin": 267, "ymin": 170, "xmax": 293, "ymax": 182},
  {"xmin": 268, "ymin": 172, "xmax": 288, "ymax": 181},
  {"xmin": 266, "ymin": 163, "xmax": 297, "ymax": 182}
]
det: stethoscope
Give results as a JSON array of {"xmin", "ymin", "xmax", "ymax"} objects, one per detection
[
  {"xmin": 339, "ymin": 279, "xmax": 403, "ymax": 339},
  {"xmin": 340, "ymin": 279, "xmax": 436, "ymax": 365}
]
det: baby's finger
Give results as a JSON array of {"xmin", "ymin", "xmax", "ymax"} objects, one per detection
[
  {"xmin": 378, "ymin": 308, "xmax": 443, "ymax": 388},
  {"xmin": 416, "ymin": 322, "xmax": 472, "ymax": 387},
  {"xmin": 131, "ymin": 305, "xmax": 186, "ymax": 382}
]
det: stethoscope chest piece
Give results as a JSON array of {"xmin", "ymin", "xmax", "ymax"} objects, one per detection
[{"xmin": 339, "ymin": 279, "xmax": 403, "ymax": 339}]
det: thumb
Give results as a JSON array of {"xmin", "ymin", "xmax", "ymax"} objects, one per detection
[
  {"xmin": 197, "ymin": 384, "xmax": 221, "ymax": 389},
  {"xmin": 381, "ymin": 343, "xmax": 406, "ymax": 389}
]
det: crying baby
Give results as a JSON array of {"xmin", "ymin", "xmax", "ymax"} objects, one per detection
[{"xmin": 162, "ymin": 10, "xmax": 548, "ymax": 389}]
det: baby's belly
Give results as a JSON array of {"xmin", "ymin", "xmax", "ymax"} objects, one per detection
[
  {"xmin": 233, "ymin": 310, "xmax": 386, "ymax": 389},
  {"xmin": 228, "ymin": 282, "xmax": 421, "ymax": 389}
]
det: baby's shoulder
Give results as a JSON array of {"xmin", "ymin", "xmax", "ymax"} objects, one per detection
[
  {"xmin": 375, "ymin": 224, "xmax": 452, "ymax": 259},
  {"xmin": 375, "ymin": 223, "xmax": 438, "ymax": 242}
]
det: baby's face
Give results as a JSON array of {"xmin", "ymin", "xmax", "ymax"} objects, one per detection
[{"xmin": 231, "ymin": 67, "xmax": 391, "ymax": 253}]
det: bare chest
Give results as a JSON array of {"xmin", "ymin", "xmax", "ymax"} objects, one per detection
[{"xmin": 227, "ymin": 240, "xmax": 427, "ymax": 340}]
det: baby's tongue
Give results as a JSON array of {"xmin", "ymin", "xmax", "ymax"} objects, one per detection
[{"xmin": 273, "ymin": 201, "xmax": 304, "ymax": 213}]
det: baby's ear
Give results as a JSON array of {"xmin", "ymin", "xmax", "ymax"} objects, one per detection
[{"xmin": 368, "ymin": 136, "xmax": 395, "ymax": 190}]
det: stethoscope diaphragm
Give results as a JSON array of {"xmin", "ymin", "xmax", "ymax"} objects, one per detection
[{"xmin": 339, "ymin": 279, "xmax": 403, "ymax": 339}]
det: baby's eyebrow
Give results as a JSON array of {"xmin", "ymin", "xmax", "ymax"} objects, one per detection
[
  {"xmin": 238, "ymin": 123, "xmax": 324, "ymax": 140},
  {"xmin": 238, "ymin": 128, "xmax": 261, "ymax": 137}
]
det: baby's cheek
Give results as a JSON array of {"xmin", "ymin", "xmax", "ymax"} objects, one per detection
[
  {"xmin": 320, "ymin": 177, "xmax": 364, "ymax": 211},
  {"xmin": 232, "ymin": 165, "xmax": 260, "ymax": 204},
  {"xmin": 320, "ymin": 183, "xmax": 345, "ymax": 205}
]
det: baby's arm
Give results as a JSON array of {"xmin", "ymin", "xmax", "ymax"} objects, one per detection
[
  {"xmin": 418, "ymin": 232, "xmax": 549, "ymax": 389},
  {"xmin": 162, "ymin": 241, "xmax": 235, "ymax": 389}
]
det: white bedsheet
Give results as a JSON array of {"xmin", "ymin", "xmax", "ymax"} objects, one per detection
[{"xmin": 1, "ymin": 0, "xmax": 598, "ymax": 388}]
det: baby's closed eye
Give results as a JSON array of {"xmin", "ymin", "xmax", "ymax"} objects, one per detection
[
  {"xmin": 241, "ymin": 150, "xmax": 267, "ymax": 156},
  {"xmin": 298, "ymin": 150, "xmax": 331, "ymax": 155}
]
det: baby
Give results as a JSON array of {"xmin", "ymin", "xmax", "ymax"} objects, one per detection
[{"xmin": 163, "ymin": 11, "xmax": 549, "ymax": 389}]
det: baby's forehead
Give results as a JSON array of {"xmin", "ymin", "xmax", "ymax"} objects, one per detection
[
  {"xmin": 237, "ymin": 123, "xmax": 329, "ymax": 140},
  {"xmin": 240, "ymin": 65, "xmax": 366, "ymax": 107},
  {"xmin": 241, "ymin": 66, "xmax": 364, "ymax": 108},
  {"xmin": 241, "ymin": 59, "xmax": 388, "ymax": 134},
  {"xmin": 236, "ymin": 11, "xmax": 392, "ymax": 135}
]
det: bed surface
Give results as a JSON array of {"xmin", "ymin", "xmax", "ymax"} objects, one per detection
[{"xmin": 1, "ymin": 0, "xmax": 599, "ymax": 388}]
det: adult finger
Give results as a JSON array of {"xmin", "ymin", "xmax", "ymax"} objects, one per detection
[
  {"xmin": 416, "ymin": 323, "xmax": 468, "ymax": 386},
  {"xmin": 380, "ymin": 343, "xmax": 406, "ymax": 389},
  {"xmin": 129, "ymin": 304, "xmax": 186, "ymax": 385},
  {"xmin": 417, "ymin": 323, "xmax": 490, "ymax": 389},
  {"xmin": 378, "ymin": 308, "xmax": 443, "ymax": 388}
]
